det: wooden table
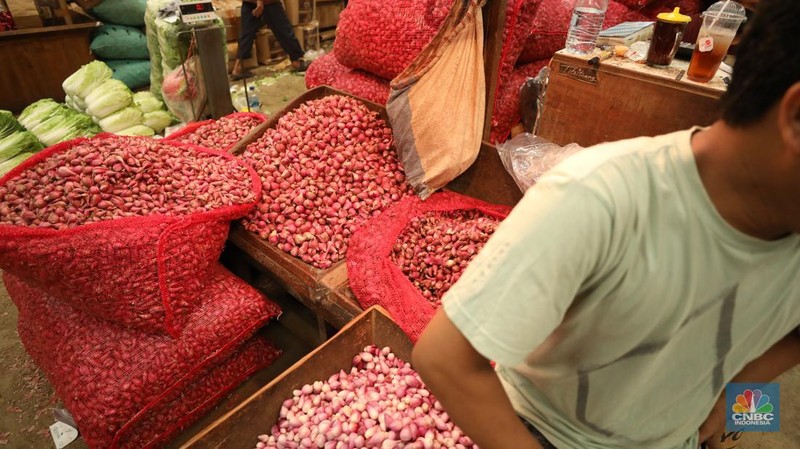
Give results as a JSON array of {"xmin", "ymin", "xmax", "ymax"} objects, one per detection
[
  {"xmin": 537, "ymin": 50, "xmax": 727, "ymax": 147},
  {"xmin": 0, "ymin": 22, "xmax": 100, "ymax": 112}
]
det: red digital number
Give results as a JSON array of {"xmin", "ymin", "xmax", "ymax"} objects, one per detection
[{"xmin": 195, "ymin": 4, "xmax": 204, "ymax": 11}]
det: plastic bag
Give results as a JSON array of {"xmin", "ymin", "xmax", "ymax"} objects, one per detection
[
  {"xmin": 162, "ymin": 56, "xmax": 206, "ymax": 123},
  {"xmin": 497, "ymin": 133, "xmax": 583, "ymax": 192}
]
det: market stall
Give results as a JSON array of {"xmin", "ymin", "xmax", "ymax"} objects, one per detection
[{"xmin": 2, "ymin": 0, "xmax": 796, "ymax": 449}]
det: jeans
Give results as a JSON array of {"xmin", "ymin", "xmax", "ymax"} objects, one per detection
[
  {"xmin": 237, "ymin": 1, "xmax": 304, "ymax": 62},
  {"xmin": 520, "ymin": 416, "xmax": 559, "ymax": 449}
]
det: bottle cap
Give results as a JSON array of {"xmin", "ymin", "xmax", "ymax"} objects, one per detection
[{"xmin": 657, "ymin": 7, "xmax": 691, "ymax": 23}]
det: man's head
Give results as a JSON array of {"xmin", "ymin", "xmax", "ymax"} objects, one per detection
[{"xmin": 719, "ymin": 0, "xmax": 800, "ymax": 131}]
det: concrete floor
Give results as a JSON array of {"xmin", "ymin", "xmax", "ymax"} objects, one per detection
[{"xmin": 0, "ymin": 68, "xmax": 798, "ymax": 448}]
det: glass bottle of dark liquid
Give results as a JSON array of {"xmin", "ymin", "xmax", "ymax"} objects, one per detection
[{"xmin": 646, "ymin": 7, "xmax": 691, "ymax": 68}]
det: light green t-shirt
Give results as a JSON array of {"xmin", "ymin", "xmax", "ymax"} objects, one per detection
[{"xmin": 443, "ymin": 129, "xmax": 800, "ymax": 449}]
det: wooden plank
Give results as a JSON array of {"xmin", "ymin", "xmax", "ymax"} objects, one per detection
[
  {"xmin": 537, "ymin": 51, "xmax": 724, "ymax": 147},
  {"xmin": 481, "ymin": 0, "xmax": 508, "ymax": 141},
  {"xmin": 180, "ymin": 307, "xmax": 412, "ymax": 449},
  {"xmin": 0, "ymin": 22, "xmax": 100, "ymax": 112}
]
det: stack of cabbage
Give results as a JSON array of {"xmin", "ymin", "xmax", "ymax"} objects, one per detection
[
  {"xmin": 62, "ymin": 61, "xmax": 173, "ymax": 136},
  {"xmin": 18, "ymin": 100, "xmax": 100, "ymax": 148},
  {"xmin": 0, "ymin": 110, "xmax": 44, "ymax": 177}
]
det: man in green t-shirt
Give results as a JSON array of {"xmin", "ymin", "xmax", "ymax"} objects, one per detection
[{"xmin": 413, "ymin": 1, "xmax": 800, "ymax": 448}]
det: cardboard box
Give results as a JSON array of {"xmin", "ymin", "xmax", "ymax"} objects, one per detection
[
  {"xmin": 7, "ymin": 0, "xmax": 43, "ymax": 28},
  {"xmin": 217, "ymin": 6, "xmax": 241, "ymax": 42},
  {"xmin": 316, "ymin": 1, "xmax": 343, "ymax": 29},
  {"xmin": 227, "ymin": 41, "xmax": 258, "ymax": 70},
  {"xmin": 256, "ymin": 28, "xmax": 287, "ymax": 65},
  {"xmin": 294, "ymin": 20, "xmax": 320, "ymax": 52}
]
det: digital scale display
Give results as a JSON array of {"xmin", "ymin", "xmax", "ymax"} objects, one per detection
[{"xmin": 179, "ymin": 1, "xmax": 217, "ymax": 24}]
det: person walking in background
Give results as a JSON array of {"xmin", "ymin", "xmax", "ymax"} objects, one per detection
[{"xmin": 232, "ymin": 0, "xmax": 309, "ymax": 79}]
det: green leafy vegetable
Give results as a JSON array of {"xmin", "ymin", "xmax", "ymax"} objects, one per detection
[
  {"xmin": 117, "ymin": 125, "xmax": 155, "ymax": 136},
  {"xmin": 99, "ymin": 107, "xmax": 144, "ymax": 133},
  {"xmin": 0, "ymin": 110, "xmax": 24, "ymax": 140},
  {"xmin": 0, "ymin": 152, "xmax": 34, "ymax": 177},
  {"xmin": 62, "ymin": 61, "xmax": 113, "ymax": 99},
  {"xmin": 0, "ymin": 131, "xmax": 43, "ymax": 163},
  {"xmin": 85, "ymin": 79, "xmax": 133, "ymax": 119},
  {"xmin": 143, "ymin": 110, "xmax": 172, "ymax": 133},
  {"xmin": 133, "ymin": 91, "xmax": 164, "ymax": 113},
  {"xmin": 18, "ymin": 99, "xmax": 61, "ymax": 131},
  {"xmin": 31, "ymin": 106, "xmax": 100, "ymax": 146}
]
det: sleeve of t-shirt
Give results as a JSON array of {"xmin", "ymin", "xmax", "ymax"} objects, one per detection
[{"xmin": 442, "ymin": 175, "xmax": 615, "ymax": 367}]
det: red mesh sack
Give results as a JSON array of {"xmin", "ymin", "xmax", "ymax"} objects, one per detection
[
  {"xmin": 0, "ymin": 134, "xmax": 261, "ymax": 337},
  {"xmin": 489, "ymin": 0, "xmax": 542, "ymax": 142},
  {"xmin": 492, "ymin": 59, "xmax": 550, "ymax": 141},
  {"xmin": 333, "ymin": 0, "xmax": 455, "ymax": 80},
  {"xmin": 5, "ymin": 265, "xmax": 282, "ymax": 449},
  {"xmin": 306, "ymin": 51, "xmax": 392, "ymax": 104},
  {"xmin": 121, "ymin": 337, "xmax": 277, "ymax": 449},
  {"xmin": 164, "ymin": 111, "xmax": 267, "ymax": 152},
  {"xmin": 331, "ymin": 70, "xmax": 391, "ymax": 105},
  {"xmin": 347, "ymin": 191, "xmax": 510, "ymax": 341},
  {"xmin": 305, "ymin": 52, "xmax": 351, "ymax": 87}
]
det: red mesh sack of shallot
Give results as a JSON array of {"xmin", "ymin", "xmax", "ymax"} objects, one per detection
[
  {"xmin": 489, "ymin": 0, "xmax": 543, "ymax": 142},
  {"xmin": 0, "ymin": 134, "xmax": 261, "ymax": 336},
  {"xmin": 331, "ymin": 70, "xmax": 391, "ymax": 105},
  {"xmin": 164, "ymin": 111, "xmax": 267, "ymax": 152},
  {"xmin": 306, "ymin": 51, "xmax": 351, "ymax": 87},
  {"xmin": 5, "ymin": 265, "xmax": 282, "ymax": 449},
  {"xmin": 334, "ymin": 0, "xmax": 455, "ymax": 80},
  {"xmin": 306, "ymin": 51, "xmax": 392, "ymax": 104},
  {"xmin": 347, "ymin": 191, "xmax": 510, "ymax": 341},
  {"xmin": 492, "ymin": 59, "xmax": 550, "ymax": 141}
]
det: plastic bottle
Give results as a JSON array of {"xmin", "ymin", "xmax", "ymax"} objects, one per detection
[
  {"xmin": 247, "ymin": 85, "xmax": 261, "ymax": 112},
  {"xmin": 564, "ymin": 0, "xmax": 609, "ymax": 55}
]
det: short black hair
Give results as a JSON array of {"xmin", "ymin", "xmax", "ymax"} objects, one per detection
[{"xmin": 719, "ymin": 0, "xmax": 800, "ymax": 127}]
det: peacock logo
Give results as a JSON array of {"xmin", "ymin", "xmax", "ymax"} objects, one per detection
[{"xmin": 731, "ymin": 389, "xmax": 773, "ymax": 414}]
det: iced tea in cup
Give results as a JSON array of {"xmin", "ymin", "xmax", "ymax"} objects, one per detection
[{"xmin": 687, "ymin": 1, "xmax": 747, "ymax": 82}]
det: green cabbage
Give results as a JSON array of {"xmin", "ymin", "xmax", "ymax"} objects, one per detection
[
  {"xmin": 117, "ymin": 125, "xmax": 155, "ymax": 136},
  {"xmin": 63, "ymin": 61, "xmax": 113, "ymax": 98},
  {"xmin": 85, "ymin": 79, "xmax": 133, "ymax": 119},
  {"xmin": 0, "ymin": 152, "xmax": 34, "ymax": 177},
  {"xmin": 31, "ymin": 106, "xmax": 100, "ymax": 146},
  {"xmin": 0, "ymin": 110, "xmax": 24, "ymax": 140},
  {"xmin": 99, "ymin": 107, "xmax": 144, "ymax": 133},
  {"xmin": 0, "ymin": 131, "xmax": 43, "ymax": 163},
  {"xmin": 18, "ymin": 99, "xmax": 61, "ymax": 131},
  {"xmin": 74, "ymin": 95, "xmax": 87, "ymax": 110},
  {"xmin": 133, "ymin": 91, "xmax": 164, "ymax": 113},
  {"xmin": 143, "ymin": 110, "xmax": 172, "ymax": 133}
]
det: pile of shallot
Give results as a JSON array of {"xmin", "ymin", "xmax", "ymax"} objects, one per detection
[
  {"xmin": 256, "ymin": 345, "xmax": 477, "ymax": 449},
  {"xmin": 390, "ymin": 210, "xmax": 500, "ymax": 305},
  {"xmin": 172, "ymin": 115, "xmax": 263, "ymax": 150},
  {"xmin": 0, "ymin": 136, "xmax": 255, "ymax": 229},
  {"xmin": 242, "ymin": 95, "xmax": 411, "ymax": 269}
]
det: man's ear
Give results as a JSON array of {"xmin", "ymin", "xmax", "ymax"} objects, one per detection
[{"xmin": 779, "ymin": 81, "xmax": 800, "ymax": 155}]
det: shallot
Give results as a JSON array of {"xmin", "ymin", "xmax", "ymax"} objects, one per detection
[
  {"xmin": 173, "ymin": 115, "xmax": 263, "ymax": 150},
  {"xmin": 391, "ymin": 210, "xmax": 500, "ymax": 305},
  {"xmin": 255, "ymin": 345, "xmax": 477, "ymax": 449},
  {"xmin": 242, "ymin": 95, "xmax": 412, "ymax": 269},
  {"xmin": 0, "ymin": 136, "xmax": 255, "ymax": 229}
]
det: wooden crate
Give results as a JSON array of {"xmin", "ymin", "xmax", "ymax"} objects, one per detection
[
  {"xmin": 227, "ymin": 86, "xmax": 390, "ymax": 329},
  {"xmin": 180, "ymin": 306, "xmax": 412, "ymax": 449},
  {"xmin": 537, "ymin": 50, "xmax": 726, "ymax": 147}
]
